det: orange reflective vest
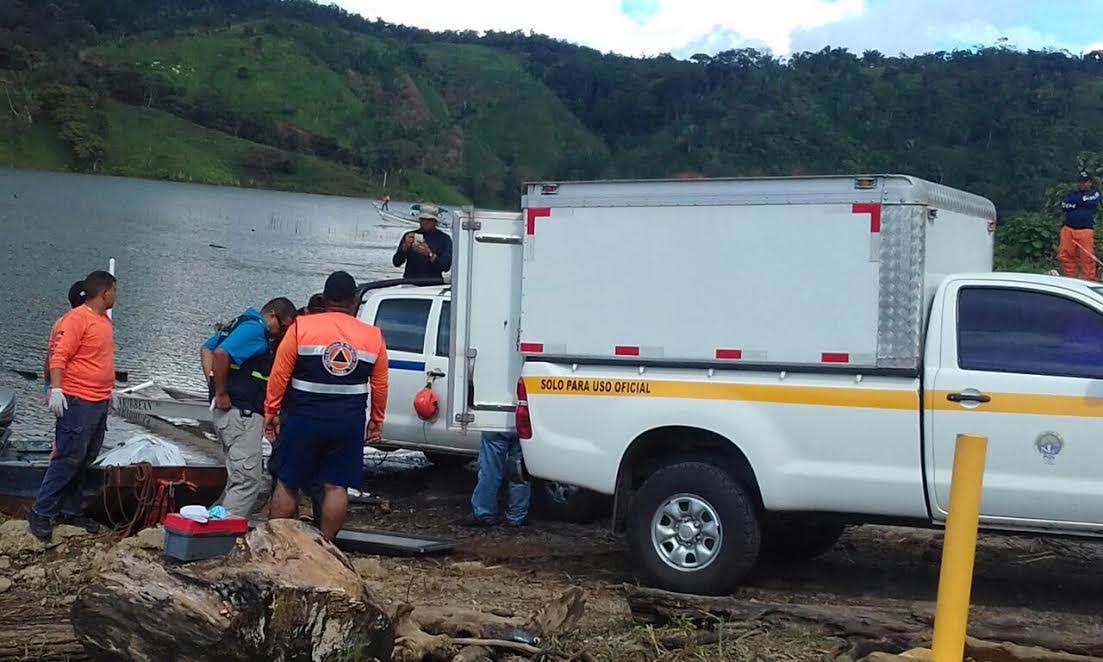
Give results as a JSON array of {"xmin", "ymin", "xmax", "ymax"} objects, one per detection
[{"xmin": 265, "ymin": 312, "xmax": 389, "ymax": 423}]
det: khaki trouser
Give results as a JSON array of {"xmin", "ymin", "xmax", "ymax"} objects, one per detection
[{"xmin": 213, "ymin": 408, "xmax": 264, "ymax": 517}]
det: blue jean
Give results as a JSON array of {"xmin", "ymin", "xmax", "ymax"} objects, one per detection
[
  {"xmin": 33, "ymin": 397, "xmax": 108, "ymax": 519},
  {"xmin": 471, "ymin": 432, "xmax": 530, "ymax": 525}
]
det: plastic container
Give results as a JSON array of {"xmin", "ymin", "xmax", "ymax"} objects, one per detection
[{"xmin": 162, "ymin": 513, "xmax": 249, "ymax": 561}]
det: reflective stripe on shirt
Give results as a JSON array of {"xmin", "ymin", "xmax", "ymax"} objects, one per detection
[
  {"xmin": 297, "ymin": 345, "xmax": 377, "ymax": 363},
  {"xmin": 290, "ymin": 378, "xmax": 371, "ymax": 395}
]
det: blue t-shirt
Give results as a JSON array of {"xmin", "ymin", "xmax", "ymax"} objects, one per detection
[{"xmin": 203, "ymin": 308, "xmax": 270, "ymax": 365}]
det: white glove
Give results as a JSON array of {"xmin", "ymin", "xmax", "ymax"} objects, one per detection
[{"xmin": 48, "ymin": 388, "xmax": 68, "ymax": 418}]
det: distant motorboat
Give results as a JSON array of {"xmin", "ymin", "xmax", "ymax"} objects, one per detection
[{"xmin": 372, "ymin": 201, "xmax": 453, "ymax": 230}]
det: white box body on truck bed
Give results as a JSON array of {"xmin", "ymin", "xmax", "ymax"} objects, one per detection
[
  {"xmin": 519, "ymin": 176, "xmax": 992, "ymax": 370},
  {"xmin": 441, "ymin": 175, "xmax": 1103, "ymax": 596}
]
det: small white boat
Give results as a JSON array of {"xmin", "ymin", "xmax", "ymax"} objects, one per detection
[{"xmin": 113, "ymin": 381, "xmax": 212, "ymax": 423}]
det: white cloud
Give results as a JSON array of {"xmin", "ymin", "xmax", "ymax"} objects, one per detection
[
  {"xmin": 333, "ymin": 0, "xmax": 1100, "ymax": 57},
  {"xmin": 333, "ymin": 0, "xmax": 865, "ymax": 56}
]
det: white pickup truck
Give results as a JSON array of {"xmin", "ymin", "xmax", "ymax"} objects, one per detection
[{"xmin": 378, "ymin": 176, "xmax": 1103, "ymax": 596}]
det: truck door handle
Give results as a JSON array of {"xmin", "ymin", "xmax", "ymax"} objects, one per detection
[
  {"xmin": 946, "ymin": 392, "xmax": 991, "ymax": 404},
  {"xmin": 427, "ymin": 369, "xmax": 446, "ymax": 378}
]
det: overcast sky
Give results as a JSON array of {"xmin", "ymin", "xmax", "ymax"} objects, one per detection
[{"xmin": 332, "ymin": 0, "xmax": 1103, "ymax": 58}]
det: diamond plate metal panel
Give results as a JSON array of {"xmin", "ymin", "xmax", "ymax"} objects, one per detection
[{"xmin": 877, "ymin": 205, "xmax": 926, "ymax": 369}]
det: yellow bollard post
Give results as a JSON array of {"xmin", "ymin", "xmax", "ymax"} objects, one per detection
[{"xmin": 931, "ymin": 433, "xmax": 988, "ymax": 662}]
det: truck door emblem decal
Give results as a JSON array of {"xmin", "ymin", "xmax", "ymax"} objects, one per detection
[{"xmin": 1035, "ymin": 432, "xmax": 1063, "ymax": 465}]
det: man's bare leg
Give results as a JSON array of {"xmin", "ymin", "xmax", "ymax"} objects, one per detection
[
  {"xmin": 319, "ymin": 483, "xmax": 349, "ymax": 541},
  {"xmin": 270, "ymin": 480, "xmax": 301, "ymax": 520}
]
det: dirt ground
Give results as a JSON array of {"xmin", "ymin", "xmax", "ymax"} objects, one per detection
[{"xmin": 3, "ymin": 457, "xmax": 1103, "ymax": 660}]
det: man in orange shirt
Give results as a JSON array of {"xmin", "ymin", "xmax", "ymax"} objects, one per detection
[
  {"xmin": 264, "ymin": 271, "xmax": 388, "ymax": 541},
  {"xmin": 30, "ymin": 270, "xmax": 117, "ymax": 540}
]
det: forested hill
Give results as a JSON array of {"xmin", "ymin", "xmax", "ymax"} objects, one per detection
[{"xmin": 3, "ymin": 0, "xmax": 1103, "ymax": 221}]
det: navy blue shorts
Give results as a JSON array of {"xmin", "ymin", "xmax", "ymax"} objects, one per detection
[{"xmin": 275, "ymin": 414, "xmax": 365, "ymax": 489}]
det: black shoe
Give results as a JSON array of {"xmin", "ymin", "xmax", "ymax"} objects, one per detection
[
  {"xmin": 28, "ymin": 512, "xmax": 54, "ymax": 540},
  {"xmin": 460, "ymin": 516, "xmax": 497, "ymax": 528},
  {"xmin": 504, "ymin": 519, "xmax": 528, "ymax": 528},
  {"xmin": 58, "ymin": 513, "xmax": 101, "ymax": 534}
]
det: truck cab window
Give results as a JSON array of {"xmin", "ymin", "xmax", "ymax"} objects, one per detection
[
  {"xmin": 957, "ymin": 287, "xmax": 1103, "ymax": 379},
  {"xmin": 436, "ymin": 302, "xmax": 450, "ymax": 357},
  {"xmin": 375, "ymin": 299, "xmax": 432, "ymax": 353}
]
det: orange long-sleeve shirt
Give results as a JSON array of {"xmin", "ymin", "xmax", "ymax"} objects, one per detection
[
  {"xmin": 264, "ymin": 313, "xmax": 389, "ymax": 424},
  {"xmin": 49, "ymin": 305, "xmax": 115, "ymax": 402}
]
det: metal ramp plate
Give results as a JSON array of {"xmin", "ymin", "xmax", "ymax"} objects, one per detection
[{"xmin": 335, "ymin": 527, "xmax": 459, "ymax": 556}]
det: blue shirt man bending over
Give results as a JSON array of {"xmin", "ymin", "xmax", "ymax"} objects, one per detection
[{"xmin": 199, "ymin": 299, "xmax": 297, "ymax": 516}]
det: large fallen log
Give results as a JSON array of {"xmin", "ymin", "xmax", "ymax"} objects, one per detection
[
  {"xmin": 71, "ymin": 520, "xmax": 394, "ymax": 661},
  {"xmin": 623, "ymin": 584, "xmax": 1103, "ymax": 657}
]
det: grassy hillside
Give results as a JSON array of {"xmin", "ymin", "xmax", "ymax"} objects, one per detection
[
  {"xmin": 76, "ymin": 20, "xmax": 606, "ymax": 205},
  {"xmin": 0, "ymin": 116, "xmax": 72, "ymax": 171},
  {"xmin": 100, "ymin": 99, "xmax": 375, "ymax": 194},
  {"xmin": 418, "ymin": 43, "xmax": 608, "ymax": 182},
  {"xmin": 94, "ymin": 24, "xmax": 377, "ymax": 149},
  {"xmin": 0, "ymin": 96, "xmax": 466, "ymax": 200}
]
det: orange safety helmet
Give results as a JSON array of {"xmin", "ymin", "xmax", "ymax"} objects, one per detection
[{"xmin": 414, "ymin": 386, "xmax": 439, "ymax": 420}]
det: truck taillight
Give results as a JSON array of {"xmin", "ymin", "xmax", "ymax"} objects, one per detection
[{"xmin": 516, "ymin": 378, "xmax": 532, "ymax": 440}]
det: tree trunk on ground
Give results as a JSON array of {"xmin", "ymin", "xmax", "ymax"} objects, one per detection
[
  {"xmin": 0, "ymin": 620, "xmax": 85, "ymax": 660},
  {"xmin": 71, "ymin": 520, "xmax": 393, "ymax": 661},
  {"xmin": 623, "ymin": 584, "xmax": 1103, "ymax": 658}
]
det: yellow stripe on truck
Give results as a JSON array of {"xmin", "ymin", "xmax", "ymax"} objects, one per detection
[
  {"xmin": 926, "ymin": 390, "xmax": 1103, "ymax": 418},
  {"xmin": 525, "ymin": 378, "xmax": 1103, "ymax": 417},
  {"xmin": 524, "ymin": 377, "xmax": 918, "ymax": 410}
]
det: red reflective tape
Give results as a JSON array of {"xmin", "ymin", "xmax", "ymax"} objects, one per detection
[
  {"xmin": 715, "ymin": 349, "xmax": 743, "ymax": 360},
  {"xmin": 852, "ymin": 203, "xmax": 881, "ymax": 233},
  {"xmin": 526, "ymin": 207, "xmax": 551, "ymax": 235},
  {"xmin": 615, "ymin": 345, "xmax": 640, "ymax": 356},
  {"xmin": 821, "ymin": 352, "xmax": 850, "ymax": 364},
  {"xmin": 520, "ymin": 342, "xmax": 544, "ymax": 353}
]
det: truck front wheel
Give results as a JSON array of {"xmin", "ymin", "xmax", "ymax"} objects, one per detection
[{"xmin": 627, "ymin": 461, "xmax": 761, "ymax": 595}]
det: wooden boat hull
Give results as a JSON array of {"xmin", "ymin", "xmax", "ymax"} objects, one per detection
[{"xmin": 0, "ymin": 453, "xmax": 226, "ymax": 523}]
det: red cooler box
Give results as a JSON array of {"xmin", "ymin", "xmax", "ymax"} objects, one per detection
[{"xmin": 163, "ymin": 514, "xmax": 249, "ymax": 561}]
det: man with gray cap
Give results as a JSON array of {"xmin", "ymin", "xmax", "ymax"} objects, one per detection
[{"xmin": 393, "ymin": 202, "xmax": 452, "ymax": 279}]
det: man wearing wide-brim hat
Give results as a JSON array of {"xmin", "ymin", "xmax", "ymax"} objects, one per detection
[{"xmin": 393, "ymin": 202, "xmax": 453, "ymax": 279}]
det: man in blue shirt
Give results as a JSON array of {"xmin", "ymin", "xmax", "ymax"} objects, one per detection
[
  {"xmin": 200, "ymin": 298, "xmax": 297, "ymax": 516},
  {"xmin": 1058, "ymin": 171, "xmax": 1102, "ymax": 280}
]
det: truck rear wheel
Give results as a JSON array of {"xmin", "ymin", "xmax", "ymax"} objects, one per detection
[
  {"xmin": 760, "ymin": 518, "xmax": 846, "ymax": 563},
  {"xmin": 627, "ymin": 461, "xmax": 760, "ymax": 595}
]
